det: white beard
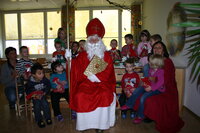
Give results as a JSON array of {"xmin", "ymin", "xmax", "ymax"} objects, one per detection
[{"xmin": 85, "ymin": 35, "xmax": 107, "ymax": 60}]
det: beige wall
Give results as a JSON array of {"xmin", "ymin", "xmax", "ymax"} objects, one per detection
[
  {"xmin": 142, "ymin": 0, "xmax": 200, "ymax": 117},
  {"xmin": 0, "ymin": 12, "xmax": 3, "ymax": 58}
]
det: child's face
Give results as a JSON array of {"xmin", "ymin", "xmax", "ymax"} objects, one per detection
[
  {"xmin": 150, "ymin": 38, "xmax": 157, "ymax": 45},
  {"xmin": 72, "ymin": 43, "xmax": 79, "ymax": 52},
  {"xmin": 125, "ymin": 37, "xmax": 133, "ymax": 45},
  {"xmin": 7, "ymin": 50, "xmax": 17, "ymax": 60},
  {"xmin": 79, "ymin": 41, "xmax": 85, "ymax": 48},
  {"xmin": 110, "ymin": 40, "xmax": 117, "ymax": 48},
  {"xmin": 141, "ymin": 35, "xmax": 147, "ymax": 42},
  {"xmin": 55, "ymin": 64, "xmax": 64, "ymax": 73},
  {"xmin": 55, "ymin": 43, "xmax": 62, "ymax": 51},
  {"xmin": 21, "ymin": 48, "xmax": 29, "ymax": 57},
  {"xmin": 33, "ymin": 69, "xmax": 44, "ymax": 81},
  {"xmin": 125, "ymin": 63, "xmax": 134, "ymax": 73}
]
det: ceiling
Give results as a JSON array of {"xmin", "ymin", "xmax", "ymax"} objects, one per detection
[{"xmin": 0, "ymin": 0, "xmax": 143, "ymax": 11}]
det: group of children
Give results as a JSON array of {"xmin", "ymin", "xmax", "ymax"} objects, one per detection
[
  {"xmin": 14, "ymin": 45, "xmax": 70, "ymax": 128},
  {"xmin": 110, "ymin": 30, "xmax": 165, "ymax": 124},
  {"xmin": 4, "ymin": 27, "xmax": 164, "ymax": 127}
]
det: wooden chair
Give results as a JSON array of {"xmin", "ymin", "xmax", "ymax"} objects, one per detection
[{"xmin": 15, "ymin": 78, "xmax": 29, "ymax": 116}]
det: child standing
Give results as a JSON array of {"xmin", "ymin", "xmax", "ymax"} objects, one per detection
[
  {"xmin": 26, "ymin": 63, "xmax": 52, "ymax": 128},
  {"xmin": 143, "ymin": 34, "xmax": 162, "ymax": 77},
  {"xmin": 52, "ymin": 41, "xmax": 66, "ymax": 63},
  {"xmin": 121, "ymin": 34, "xmax": 138, "ymax": 58},
  {"xmin": 121, "ymin": 54, "xmax": 165, "ymax": 124},
  {"xmin": 108, "ymin": 39, "xmax": 121, "ymax": 62},
  {"xmin": 137, "ymin": 30, "xmax": 151, "ymax": 67},
  {"xmin": 119, "ymin": 58, "xmax": 140, "ymax": 119},
  {"xmin": 71, "ymin": 41, "xmax": 79, "ymax": 58},
  {"xmin": 50, "ymin": 61, "xmax": 69, "ymax": 121},
  {"xmin": 16, "ymin": 46, "xmax": 33, "ymax": 80}
]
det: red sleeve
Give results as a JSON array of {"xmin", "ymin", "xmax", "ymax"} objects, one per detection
[
  {"xmin": 134, "ymin": 73, "xmax": 140, "ymax": 88},
  {"xmin": 121, "ymin": 74, "xmax": 126, "ymax": 90}
]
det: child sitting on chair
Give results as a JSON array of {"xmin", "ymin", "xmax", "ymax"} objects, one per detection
[
  {"xmin": 26, "ymin": 63, "xmax": 52, "ymax": 128},
  {"xmin": 119, "ymin": 58, "xmax": 140, "ymax": 119},
  {"xmin": 16, "ymin": 46, "xmax": 33, "ymax": 80},
  {"xmin": 50, "ymin": 61, "xmax": 69, "ymax": 122}
]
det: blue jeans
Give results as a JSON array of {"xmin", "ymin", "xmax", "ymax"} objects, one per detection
[
  {"xmin": 4, "ymin": 87, "xmax": 16, "ymax": 107},
  {"xmin": 32, "ymin": 96, "xmax": 51, "ymax": 122},
  {"xmin": 143, "ymin": 64, "xmax": 150, "ymax": 77},
  {"xmin": 137, "ymin": 90, "xmax": 161, "ymax": 118},
  {"xmin": 125, "ymin": 86, "xmax": 161, "ymax": 118}
]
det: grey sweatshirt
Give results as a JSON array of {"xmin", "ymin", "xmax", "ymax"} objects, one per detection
[{"xmin": 0, "ymin": 62, "xmax": 16, "ymax": 88}]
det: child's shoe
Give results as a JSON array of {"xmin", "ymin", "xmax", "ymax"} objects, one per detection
[
  {"xmin": 37, "ymin": 120, "xmax": 46, "ymax": 128},
  {"xmin": 121, "ymin": 112, "xmax": 127, "ymax": 119},
  {"xmin": 133, "ymin": 117, "xmax": 144, "ymax": 124},
  {"xmin": 130, "ymin": 112, "xmax": 135, "ymax": 119},
  {"xmin": 120, "ymin": 105, "xmax": 130, "ymax": 110},
  {"xmin": 56, "ymin": 115, "xmax": 64, "ymax": 122},
  {"xmin": 46, "ymin": 119, "xmax": 52, "ymax": 125}
]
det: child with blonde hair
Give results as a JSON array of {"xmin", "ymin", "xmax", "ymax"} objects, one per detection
[{"xmin": 121, "ymin": 54, "xmax": 165, "ymax": 124}]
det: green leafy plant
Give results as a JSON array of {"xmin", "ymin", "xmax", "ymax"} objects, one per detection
[{"xmin": 173, "ymin": 3, "xmax": 200, "ymax": 87}]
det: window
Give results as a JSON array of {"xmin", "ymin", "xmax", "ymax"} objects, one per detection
[
  {"xmin": 93, "ymin": 10, "xmax": 118, "ymax": 49},
  {"xmin": 122, "ymin": 10, "xmax": 131, "ymax": 46},
  {"xmin": 47, "ymin": 11, "xmax": 61, "ymax": 54},
  {"xmin": 75, "ymin": 10, "xmax": 89, "ymax": 41},
  {"xmin": 75, "ymin": 9, "xmax": 131, "ymax": 50},
  {"xmin": 4, "ymin": 14, "xmax": 19, "ymax": 54},
  {"xmin": 21, "ymin": 12, "xmax": 44, "ymax": 54},
  {"xmin": 3, "ymin": 10, "xmax": 61, "ymax": 56}
]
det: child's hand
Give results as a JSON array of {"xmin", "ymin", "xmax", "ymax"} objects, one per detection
[
  {"xmin": 56, "ymin": 84, "xmax": 62, "ymax": 89},
  {"xmin": 145, "ymin": 86, "xmax": 152, "ymax": 92},
  {"xmin": 61, "ymin": 81, "xmax": 67, "ymax": 86}
]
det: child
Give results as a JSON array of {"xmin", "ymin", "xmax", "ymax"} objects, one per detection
[
  {"xmin": 121, "ymin": 34, "xmax": 138, "ymax": 58},
  {"xmin": 143, "ymin": 34, "xmax": 162, "ymax": 77},
  {"xmin": 121, "ymin": 54, "xmax": 165, "ymax": 124},
  {"xmin": 137, "ymin": 30, "xmax": 151, "ymax": 67},
  {"xmin": 52, "ymin": 41, "xmax": 66, "ymax": 63},
  {"xmin": 71, "ymin": 41, "xmax": 79, "ymax": 58},
  {"xmin": 119, "ymin": 58, "xmax": 140, "ymax": 119},
  {"xmin": 79, "ymin": 39, "xmax": 86, "ymax": 52},
  {"xmin": 54, "ymin": 28, "xmax": 67, "ymax": 49},
  {"xmin": 50, "ymin": 61, "xmax": 69, "ymax": 121},
  {"xmin": 26, "ymin": 63, "xmax": 52, "ymax": 128},
  {"xmin": 150, "ymin": 34, "xmax": 162, "ymax": 45},
  {"xmin": 16, "ymin": 46, "xmax": 33, "ymax": 80},
  {"xmin": 108, "ymin": 39, "xmax": 121, "ymax": 62}
]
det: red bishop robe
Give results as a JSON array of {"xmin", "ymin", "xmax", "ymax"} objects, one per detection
[{"xmin": 70, "ymin": 51, "xmax": 116, "ymax": 113}]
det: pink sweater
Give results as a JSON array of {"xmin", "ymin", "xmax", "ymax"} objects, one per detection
[{"xmin": 149, "ymin": 68, "xmax": 165, "ymax": 92}]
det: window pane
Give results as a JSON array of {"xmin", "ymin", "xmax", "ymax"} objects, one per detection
[
  {"xmin": 122, "ymin": 10, "xmax": 131, "ymax": 46},
  {"xmin": 75, "ymin": 10, "xmax": 89, "ymax": 40},
  {"xmin": 47, "ymin": 11, "xmax": 61, "ymax": 54},
  {"xmin": 4, "ymin": 14, "xmax": 19, "ymax": 54},
  {"xmin": 21, "ymin": 12, "xmax": 44, "ymax": 54},
  {"xmin": 93, "ymin": 10, "xmax": 118, "ymax": 49}
]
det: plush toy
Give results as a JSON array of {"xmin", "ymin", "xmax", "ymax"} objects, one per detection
[{"xmin": 52, "ymin": 77, "xmax": 65, "ymax": 93}]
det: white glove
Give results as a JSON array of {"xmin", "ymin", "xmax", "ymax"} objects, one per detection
[
  {"xmin": 87, "ymin": 74, "xmax": 101, "ymax": 82},
  {"xmin": 65, "ymin": 49, "xmax": 72, "ymax": 59}
]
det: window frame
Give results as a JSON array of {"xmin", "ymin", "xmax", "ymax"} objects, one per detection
[
  {"xmin": 1, "ymin": 7, "xmax": 131, "ymax": 58},
  {"xmin": 1, "ymin": 8, "xmax": 61, "ymax": 58}
]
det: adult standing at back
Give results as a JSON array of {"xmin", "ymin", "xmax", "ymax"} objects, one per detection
[{"xmin": 54, "ymin": 28, "xmax": 67, "ymax": 49}]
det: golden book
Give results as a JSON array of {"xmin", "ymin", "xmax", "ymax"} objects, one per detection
[{"xmin": 84, "ymin": 55, "xmax": 108, "ymax": 76}]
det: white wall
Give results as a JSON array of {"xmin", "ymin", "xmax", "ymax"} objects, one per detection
[
  {"xmin": 143, "ymin": 0, "xmax": 200, "ymax": 116},
  {"xmin": 0, "ymin": 12, "xmax": 3, "ymax": 58}
]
